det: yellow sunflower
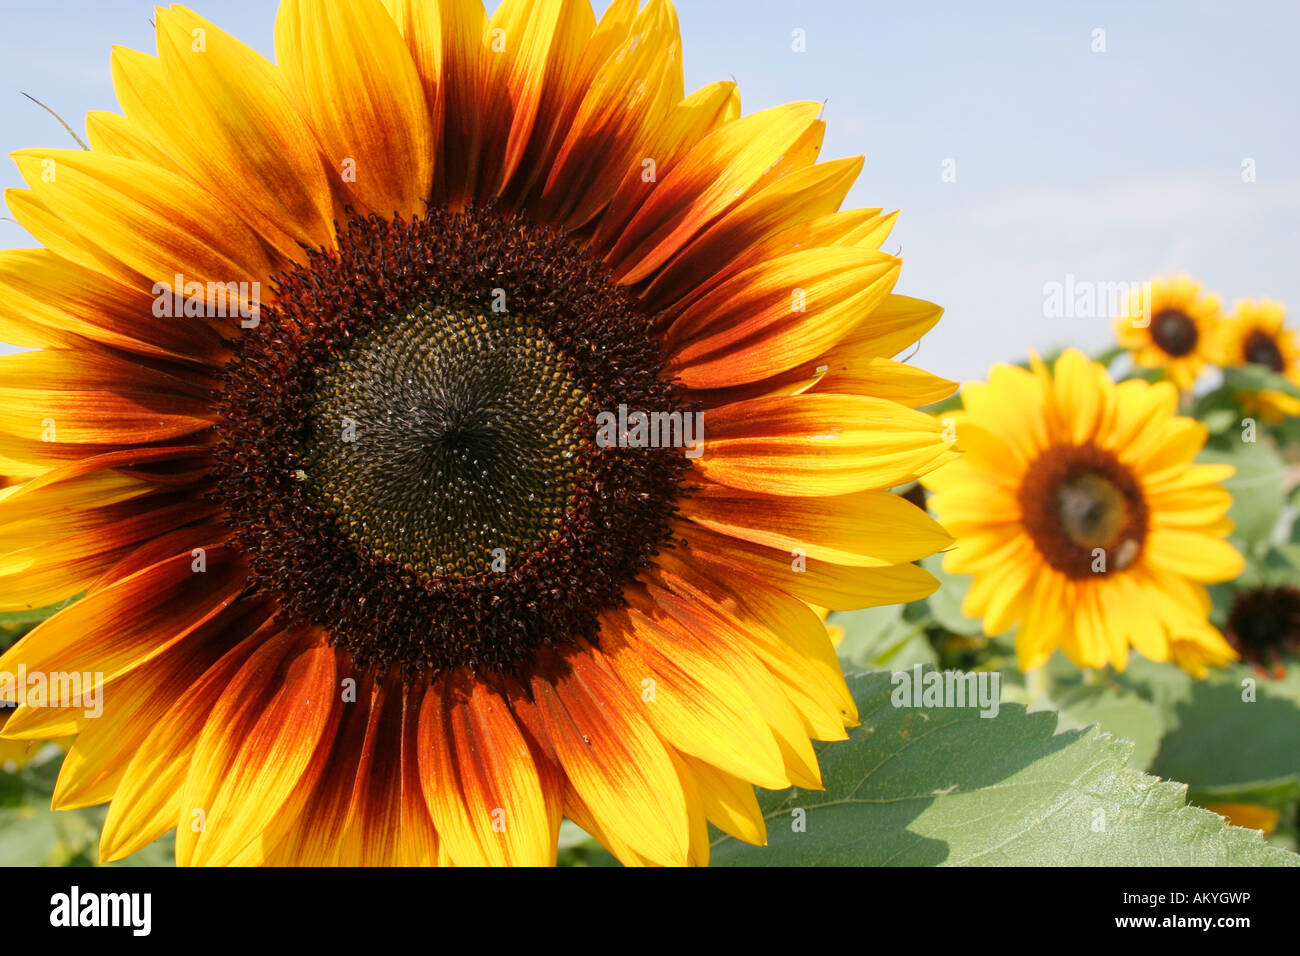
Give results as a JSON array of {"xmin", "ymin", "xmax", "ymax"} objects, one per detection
[
  {"xmin": 0, "ymin": 0, "xmax": 957, "ymax": 866},
  {"xmin": 1215, "ymin": 298, "xmax": 1300, "ymax": 421},
  {"xmin": 1114, "ymin": 275, "xmax": 1221, "ymax": 391},
  {"xmin": 923, "ymin": 348, "xmax": 1242, "ymax": 673}
]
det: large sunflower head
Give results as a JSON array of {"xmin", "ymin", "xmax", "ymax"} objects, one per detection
[
  {"xmin": 922, "ymin": 348, "xmax": 1243, "ymax": 673},
  {"xmin": 0, "ymin": 0, "xmax": 957, "ymax": 866},
  {"xmin": 1114, "ymin": 275, "xmax": 1221, "ymax": 391},
  {"xmin": 1214, "ymin": 298, "xmax": 1300, "ymax": 422}
]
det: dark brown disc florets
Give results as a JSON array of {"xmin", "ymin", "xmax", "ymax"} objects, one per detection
[
  {"xmin": 211, "ymin": 207, "xmax": 691, "ymax": 677},
  {"xmin": 1242, "ymin": 329, "xmax": 1286, "ymax": 372},
  {"xmin": 1018, "ymin": 444, "xmax": 1148, "ymax": 579},
  {"xmin": 1224, "ymin": 585, "xmax": 1300, "ymax": 673},
  {"xmin": 1150, "ymin": 309, "xmax": 1199, "ymax": 357},
  {"xmin": 301, "ymin": 304, "xmax": 588, "ymax": 576}
]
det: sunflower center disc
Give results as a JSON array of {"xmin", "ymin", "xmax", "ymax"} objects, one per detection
[
  {"xmin": 301, "ymin": 305, "xmax": 586, "ymax": 576},
  {"xmin": 1243, "ymin": 330, "xmax": 1286, "ymax": 372},
  {"xmin": 1150, "ymin": 308, "xmax": 1198, "ymax": 357},
  {"xmin": 212, "ymin": 207, "xmax": 690, "ymax": 677},
  {"xmin": 1055, "ymin": 473, "xmax": 1129, "ymax": 549},
  {"xmin": 1226, "ymin": 586, "xmax": 1300, "ymax": 657},
  {"xmin": 1018, "ymin": 445, "xmax": 1148, "ymax": 578}
]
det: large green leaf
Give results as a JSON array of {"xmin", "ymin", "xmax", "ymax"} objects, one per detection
[
  {"xmin": 712, "ymin": 670, "xmax": 1297, "ymax": 866},
  {"xmin": 1042, "ymin": 679, "xmax": 1165, "ymax": 770},
  {"xmin": 1130, "ymin": 664, "xmax": 1300, "ymax": 805}
]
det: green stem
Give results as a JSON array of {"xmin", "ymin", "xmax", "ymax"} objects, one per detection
[{"xmin": 1025, "ymin": 666, "xmax": 1052, "ymax": 706}]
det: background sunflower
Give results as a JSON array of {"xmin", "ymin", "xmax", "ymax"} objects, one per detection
[
  {"xmin": 1114, "ymin": 275, "xmax": 1222, "ymax": 392},
  {"xmin": 1215, "ymin": 299, "xmax": 1300, "ymax": 422},
  {"xmin": 922, "ymin": 348, "xmax": 1242, "ymax": 674}
]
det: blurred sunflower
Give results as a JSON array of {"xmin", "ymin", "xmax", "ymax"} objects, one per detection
[
  {"xmin": 923, "ymin": 348, "xmax": 1242, "ymax": 673},
  {"xmin": 1167, "ymin": 631, "xmax": 1239, "ymax": 680},
  {"xmin": 0, "ymin": 0, "xmax": 956, "ymax": 866},
  {"xmin": 1202, "ymin": 803, "xmax": 1282, "ymax": 836},
  {"xmin": 1215, "ymin": 299, "xmax": 1300, "ymax": 422},
  {"xmin": 1114, "ymin": 275, "xmax": 1221, "ymax": 391},
  {"xmin": 1223, "ymin": 585, "xmax": 1300, "ymax": 678}
]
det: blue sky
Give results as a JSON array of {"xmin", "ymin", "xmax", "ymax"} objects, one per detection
[{"xmin": 2, "ymin": 0, "xmax": 1297, "ymax": 381}]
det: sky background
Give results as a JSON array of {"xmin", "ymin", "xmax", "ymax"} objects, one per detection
[{"xmin": 1, "ymin": 0, "xmax": 1297, "ymax": 382}]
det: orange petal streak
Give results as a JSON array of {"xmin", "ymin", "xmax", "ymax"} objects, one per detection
[{"xmin": 419, "ymin": 670, "xmax": 556, "ymax": 866}]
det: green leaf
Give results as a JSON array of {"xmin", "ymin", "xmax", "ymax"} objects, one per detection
[
  {"xmin": 1198, "ymin": 407, "xmax": 1238, "ymax": 436},
  {"xmin": 0, "ymin": 751, "xmax": 79, "ymax": 866},
  {"xmin": 1196, "ymin": 440, "xmax": 1287, "ymax": 544},
  {"xmin": 0, "ymin": 747, "xmax": 178, "ymax": 866},
  {"xmin": 833, "ymin": 604, "xmax": 935, "ymax": 671},
  {"xmin": 711, "ymin": 670, "xmax": 1297, "ymax": 866},
  {"xmin": 0, "ymin": 804, "xmax": 61, "ymax": 866},
  {"xmin": 1121, "ymin": 365, "xmax": 1167, "ymax": 385},
  {"xmin": 1140, "ymin": 665, "xmax": 1300, "ymax": 806},
  {"xmin": 1236, "ymin": 543, "xmax": 1300, "ymax": 594},
  {"xmin": 917, "ymin": 555, "xmax": 993, "ymax": 637},
  {"xmin": 0, "ymin": 595, "xmax": 81, "ymax": 630},
  {"xmin": 1042, "ymin": 680, "xmax": 1164, "ymax": 770},
  {"xmin": 1222, "ymin": 364, "xmax": 1300, "ymax": 399}
]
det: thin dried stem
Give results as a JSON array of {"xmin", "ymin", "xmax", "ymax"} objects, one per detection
[{"xmin": 21, "ymin": 92, "xmax": 89, "ymax": 150}]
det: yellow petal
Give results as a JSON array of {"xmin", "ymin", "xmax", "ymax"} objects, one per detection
[{"xmin": 276, "ymin": 0, "xmax": 434, "ymax": 218}]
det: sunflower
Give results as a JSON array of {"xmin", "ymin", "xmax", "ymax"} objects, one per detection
[
  {"xmin": 0, "ymin": 1, "xmax": 957, "ymax": 866},
  {"xmin": 1114, "ymin": 275, "xmax": 1221, "ymax": 391},
  {"xmin": 1214, "ymin": 299, "xmax": 1300, "ymax": 422},
  {"xmin": 922, "ymin": 348, "xmax": 1242, "ymax": 673},
  {"xmin": 1222, "ymin": 585, "xmax": 1300, "ymax": 678},
  {"xmin": 1166, "ymin": 629, "xmax": 1240, "ymax": 680}
]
